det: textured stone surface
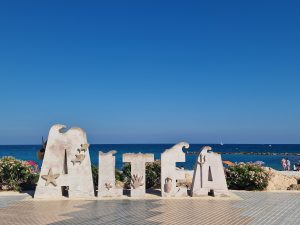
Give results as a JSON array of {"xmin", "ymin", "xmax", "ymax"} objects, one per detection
[
  {"xmin": 288, "ymin": 184, "xmax": 300, "ymax": 190},
  {"xmin": 161, "ymin": 142, "xmax": 189, "ymax": 197},
  {"xmin": 123, "ymin": 153, "xmax": 154, "ymax": 197},
  {"xmin": 98, "ymin": 150, "xmax": 122, "ymax": 197},
  {"xmin": 35, "ymin": 124, "xmax": 94, "ymax": 199},
  {"xmin": 1, "ymin": 191, "xmax": 300, "ymax": 224},
  {"xmin": 191, "ymin": 146, "xmax": 229, "ymax": 197},
  {"xmin": 267, "ymin": 168, "xmax": 299, "ymax": 191}
]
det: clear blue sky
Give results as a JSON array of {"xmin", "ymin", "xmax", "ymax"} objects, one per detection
[{"xmin": 0, "ymin": 1, "xmax": 299, "ymax": 144}]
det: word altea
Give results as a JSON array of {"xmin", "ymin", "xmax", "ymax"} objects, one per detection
[{"xmin": 35, "ymin": 124, "xmax": 229, "ymax": 199}]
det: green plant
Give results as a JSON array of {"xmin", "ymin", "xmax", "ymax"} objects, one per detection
[
  {"xmin": 91, "ymin": 164, "xmax": 98, "ymax": 189},
  {"xmin": 0, "ymin": 157, "xmax": 39, "ymax": 191},
  {"xmin": 145, "ymin": 161, "xmax": 161, "ymax": 188},
  {"xmin": 122, "ymin": 163, "xmax": 131, "ymax": 188},
  {"xmin": 225, "ymin": 163, "xmax": 269, "ymax": 191},
  {"xmin": 115, "ymin": 169, "xmax": 123, "ymax": 182},
  {"xmin": 122, "ymin": 160, "xmax": 161, "ymax": 189},
  {"xmin": 20, "ymin": 173, "xmax": 39, "ymax": 190}
]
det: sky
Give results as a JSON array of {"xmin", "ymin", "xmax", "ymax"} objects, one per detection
[{"xmin": 0, "ymin": 1, "xmax": 299, "ymax": 144}]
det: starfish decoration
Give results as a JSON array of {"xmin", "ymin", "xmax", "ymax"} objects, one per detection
[
  {"xmin": 105, "ymin": 183, "xmax": 113, "ymax": 190},
  {"xmin": 41, "ymin": 168, "xmax": 60, "ymax": 187}
]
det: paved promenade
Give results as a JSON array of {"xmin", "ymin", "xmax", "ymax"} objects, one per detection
[{"xmin": 0, "ymin": 191, "xmax": 299, "ymax": 225}]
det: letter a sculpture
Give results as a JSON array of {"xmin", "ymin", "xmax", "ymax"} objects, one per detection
[
  {"xmin": 191, "ymin": 146, "xmax": 229, "ymax": 197},
  {"xmin": 123, "ymin": 153, "xmax": 154, "ymax": 197},
  {"xmin": 35, "ymin": 124, "xmax": 94, "ymax": 199}
]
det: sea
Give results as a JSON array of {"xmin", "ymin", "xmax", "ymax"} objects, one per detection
[{"xmin": 0, "ymin": 144, "xmax": 300, "ymax": 171}]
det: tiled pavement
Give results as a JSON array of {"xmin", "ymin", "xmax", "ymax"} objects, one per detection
[
  {"xmin": 0, "ymin": 194, "xmax": 28, "ymax": 209},
  {"xmin": 0, "ymin": 191, "xmax": 299, "ymax": 225}
]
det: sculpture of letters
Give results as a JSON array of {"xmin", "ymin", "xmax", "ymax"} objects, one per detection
[
  {"xmin": 98, "ymin": 150, "xmax": 122, "ymax": 197},
  {"xmin": 123, "ymin": 153, "xmax": 154, "ymax": 197},
  {"xmin": 34, "ymin": 124, "xmax": 94, "ymax": 199},
  {"xmin": 161, "ymin": 142, "xmax": 189, "ymax": 197},
  {"xmin": 191, "ymin": 146, "xmax": 229, "ymax": 197},
  {"xmin": 34, "ymin": 125, "xmax": 229, "ymax": 200}
]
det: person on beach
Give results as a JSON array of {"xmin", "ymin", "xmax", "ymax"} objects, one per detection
[
  {"xmin": 286, "ymin": 158, "xmax": 291, "ymax": 171},
  {"xmin": 293, "ymin": 164, "xmax": 297, "ymax": 171},
  {"xmin": 296, "ymin": 161, "xmax": 300, "ymax": 171},
  {"xmin": 281, "ymin": 158, "xmax": 287, "ymax": 171}
]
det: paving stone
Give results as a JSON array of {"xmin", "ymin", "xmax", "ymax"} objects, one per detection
[
  {"xmin": 0, "ymin": 191, "xmax": 299, "ymax": 224},
  {"xmin": 0, "ymin": 195, "xmax": 28, "ymax": 209}
]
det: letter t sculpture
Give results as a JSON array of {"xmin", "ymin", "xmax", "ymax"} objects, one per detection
[{"xmin": 123, "ymin": 153, "xmax": 154, "ymax": 197}]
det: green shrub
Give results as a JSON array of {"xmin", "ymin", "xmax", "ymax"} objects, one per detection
[
  {"xmin": 115, "ymin": 169, "xmax": 123, "ymax": 182},
  {"xmin": 122, "ymin": 160, "xmax": 161, "ymax": 189},
  {"xmin": 225, "ymin": 163, "xmax": 269, "ymax": 191},
  {"xmin": 91, "ymin": 164, "xmax": 98, "ymax": 189},
  {"xmin": 0, "ymin": 157, "xmax": 39, "ymax": 191},
  {"xmin": 145, "ymin": 161, "xmax": 161, "ymax": 188},
  {"xmin": 122, "ymin": 163, "xmax": 131, "ymax": 188},
  {"xmin": 20, "ymin": 173, "xmax": 39, "ymax": 190}
]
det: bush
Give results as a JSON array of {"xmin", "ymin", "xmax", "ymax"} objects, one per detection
[
  {"xmin": 0, "ymin": 157, "xmax": 39, "ymax": 191},
  {"xmin": 91, "ymin": 164, "xmax": 98, "ymax": 189},
  {"xmin": 145, "ymin": 161, "xmax": 161, "ymax": 188},
  {"xmin": 225, "ymin": 163, "xmax": 269, "ymax": 191},
  {"xmin": 122, "ymin": 163, "xmax": 131, "ymax": 188},
  {"xmin": 20, "ymin": 173, "xmax": 39, "ymax": 190},
  {"xmin": 122, "ymin": 160, "xmax": 161, "ymax": 189},
  {"xmin": 115, "ymin": 169, "xmax": 123, "ymax": 182}
]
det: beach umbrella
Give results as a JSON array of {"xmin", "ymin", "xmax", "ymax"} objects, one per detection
[{"xmin": 223, "ymin": 160, "xmax": 234, "ymax": 166}]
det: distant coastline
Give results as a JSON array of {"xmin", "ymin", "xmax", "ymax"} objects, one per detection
[{"xmin": 1, "ymin": 144, "xmax": 300, "ymax": 171}]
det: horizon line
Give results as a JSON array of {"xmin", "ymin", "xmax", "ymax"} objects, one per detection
[{"xmin": 0, "ymin": 143, "xmax": 299, "ymax": 146}]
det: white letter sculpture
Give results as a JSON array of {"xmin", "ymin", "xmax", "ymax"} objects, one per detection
[
  {"xmin": 98, "ymin": 150, "xmax": 122, "ymax": 197},
  {"xmin": 161, "ymin": 142, "xmax": 189, "ymax": 197},
  {"xmin": 123, "ymin": 153, "xmax": 154, "ymax": 197},
  {"xmin": 35, "ymin": 124, "xmax": 94, "ymax": 199},
  {"xmin": 191, "ymin": 146, "xmax": 229, "ymax": 197}
]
